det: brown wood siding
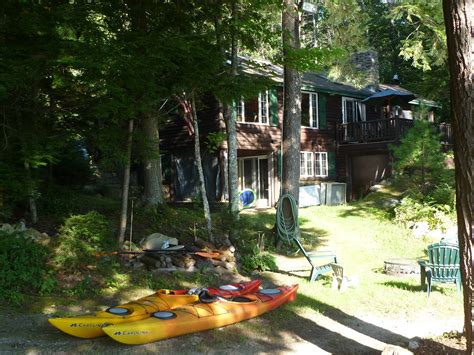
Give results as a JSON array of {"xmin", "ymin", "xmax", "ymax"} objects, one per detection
[
  {"xmin": 236, "ymin": 124, "xmax": 280, "ymax": 151},
  {"xmin": 160, "ymin": 95, "xmax": 222, "ymax": 151},
  {"xmin": 300, "ymin": 93, "xmax": 339, "ymax": 152},
  {"xmin": 236, "ymin": 87, "xmax": 283, "ymax": 154}
]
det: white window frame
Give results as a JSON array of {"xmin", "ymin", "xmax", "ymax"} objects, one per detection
[
  {"xmin": 236, "ymin": 91, "xmax": 269, "ymax": 125},
  {"xmin": 302, "ymin": 91, "xmax": 319, "ymax": 129},
  {"xmin": 342, "ymin": 97, "xmax": 366, "ymax": 124},
  {"xmin": 300, "ymin": 152, "xmax": 314, "ymax": 178},
  {"xmin": 258, "ymin": 91, "xmax": 269, "ymax": 124},
  {"xmin": 315, "ymin": 152, "xmax": 328, "ymax": 177},
  {"xmin": 236, "ymin": 99, "xmax": 245, "ymax": 122}
]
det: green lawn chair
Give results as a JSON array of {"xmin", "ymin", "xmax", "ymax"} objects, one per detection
[
  {"xmin": 276, "ymin": 193, "xmax": 337, "ymax": 282},
  {"xmin": 418, "ymin": 242, "xmax": 461, "ymax": 296}
]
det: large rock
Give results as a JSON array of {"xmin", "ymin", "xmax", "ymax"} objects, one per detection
[
  {"xmin": 141, "ymin": 233, "xmax": 179, "ymax": 250},
  {"xmin": 381, "ymin": 345, "xmax": 412, "ymax": 355},
  {"xmin": 382, "ymin": 198, "xmax": 399, "ymax": 209},
  {"xmin": 0, "ymin": 223, "xmax": 15, "ymax": 234}
]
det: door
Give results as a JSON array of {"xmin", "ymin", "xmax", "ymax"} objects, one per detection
[{"xmin": 238, "ymin": 156, "xmax": 269, "ymax": 207}]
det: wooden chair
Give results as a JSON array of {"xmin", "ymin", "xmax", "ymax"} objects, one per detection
[
  {"xmin": 418, "ymin": 242, "xmax": 461, "ymax": 296},
  {"xmin": 276, "ymin": 194, "xmax": 337, "ymax": 282}
]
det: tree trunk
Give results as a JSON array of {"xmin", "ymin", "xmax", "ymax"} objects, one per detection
[
  {"xmin": 214, "ymin": 0, "xmax": 240, "ymax": 228},
  {"xmin": 142, "ymin": 113, "xmax": 164, "ymax": 206},
  {"xmin": 227, "ymin": 0, "xmax": 240, "ymax": 222},
  {"xmin": 190, "ymin": 95, "xmax": 214, "ymax": 244},
  {"xmin": 24, "ymin": 162, "xmax": 38, "ymax": 224},
  {"xmin": 282, "ymin": 0, "xmax": 302, "ymax": 202},
  {"xmin": 443, "ymin": 1, "xmax": 473, "ymax": 352},
  {"xmin": 218, "ymin": 147, "xmax": 228, "ymax": 201},
  {"xmin": 118, "ymin": 119, "xmax": 134, "ymax": 245}
]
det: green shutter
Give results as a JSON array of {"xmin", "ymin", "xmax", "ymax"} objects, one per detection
[
  {"xmin": 269, "ymin": 88, "xmax": 279, "ymax": 126},
  {"xmin": 318, "ymin": 93, "xmax": 326, "ymax": 129},
  {"xmin": 328, "ymin": 151, "xmax": 336, "ymax": 179}
]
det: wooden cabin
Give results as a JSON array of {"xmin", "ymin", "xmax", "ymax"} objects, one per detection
[{"xmin": 160, "ymin": 58, "xmax": 449, "ymax": 206}]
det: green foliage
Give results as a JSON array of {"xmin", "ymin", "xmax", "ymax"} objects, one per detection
[
  {"xmin": 53, "ymin": 212, "xmax": 113, "ymax": 272},
  {"xmin": 0, "ymin": 231, "xmax": 52, "ymax": 304},
  {"xmin": 390, "ymin": 120, "xmax": 446, "ymax": 190},
  {"xmin": 394, "ymin": 194, "xmax": 454, "ymax": 231},
  {"xmin": 38, "ymin": 187, "xmax": 119, "ymax": 221},
  {"xmin": 135, "ymin": 204, "xmax": 207, "ymax": 244},
  {"xmin": 390, "ymin": 1, "xmax": 446, "ymax": 71},
  {"xmin": 62, "ymin": 276, "xmax": 99, "ymax": 298},
  {"xmin": 241, "ymin": 246, "xmax": 277, "ymax": 273},
  {"xmin": 205, "ymin": 132, "xmax": 227, "ymax": 153}
]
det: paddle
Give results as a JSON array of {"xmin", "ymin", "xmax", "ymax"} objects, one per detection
[{"xmin": 96, "ymin": 249, "xmax": 219, "ymax": 259}]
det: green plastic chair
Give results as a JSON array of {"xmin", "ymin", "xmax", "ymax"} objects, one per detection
[
  {"xmin": 276, "ymin": 193, "xmax": 337, "ymax": 282},
  {"xmin": 418, "ymin": 242, "xmax": 461, "ymax": 296}
]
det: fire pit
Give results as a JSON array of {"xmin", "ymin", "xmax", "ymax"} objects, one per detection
[{"xmin": 384, "ymin": 258, "xmax": 420, "ymax": 277}]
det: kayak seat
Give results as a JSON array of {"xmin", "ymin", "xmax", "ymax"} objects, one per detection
[
  {"xmin": 231, "ymin": 296, "xmax": 253, "ymax": 303},
  {"xmin": 198, "ymin": 290, "xmax": 218, "ymax": 304}
]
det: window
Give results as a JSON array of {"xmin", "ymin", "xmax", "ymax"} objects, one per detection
[
  {"xmin": 236, "ymin": 100, "xmax": 244, "ymax": 121},
  {"xmin": 315, "ymin": 152, "xmax": 328, "ymax": 177},
  {"xmin": 301, "ymin": 92, "xmax": 318, "ymax": 128},
  {"xmin": 300, "ymin": 152, "xmax": 314, "ymax": 177},
  {"xmin": 236, "ymin": 91, "xmax": 269, "ymax": 124},
  {"xmin": 342, "ymin": 97, "xmax": 366, "ymax": 123},
  {"xmin": 258, "ymin": 91, "xmax": 269, "ymax": 124}
]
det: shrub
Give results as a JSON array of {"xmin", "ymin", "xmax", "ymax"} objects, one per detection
[
  {"xmin": 241, "ymin": 245, "xmax": 277, "ymax": 273},
  {"xmin": 53, "ymin": 211, "xmax": 113, "ymax": 272},
  {"xmin": 394, "ymin": 195, "xmax": 455, "ymax": 231},
  {"xmin": 427, "ymin": 183, "xmax": 455, "ymax": 208},
  {"xmin": 390, "ymin": 120, "xmax": 446, "ymax": 191},
  {"xmin": 0, "ymin": 231, "xmax": 53, "ymax": 304}
]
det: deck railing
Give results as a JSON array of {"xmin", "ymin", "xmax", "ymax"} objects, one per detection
[
  {"xmin": 436, "ymin": 122, "xmax": 453, "ymax": 145},
  {"xmin": 337, "ymin": 118, "xmax": 452, "ymax": 146}
]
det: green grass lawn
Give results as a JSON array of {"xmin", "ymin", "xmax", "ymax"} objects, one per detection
[{"xmin": 240, "ymin": 197, "xmax": 462, "ymax": 323}]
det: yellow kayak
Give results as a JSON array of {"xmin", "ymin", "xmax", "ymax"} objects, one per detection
[
  {"xmin": 103, "ymin": 284, "xmax": 298, "ymax": 345},
  {"xmin": 48, "ymin": 279, "xmax": 261, "ymax": 339}
]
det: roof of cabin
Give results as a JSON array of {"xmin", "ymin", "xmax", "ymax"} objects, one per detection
[{"xmin": 237, "ymin": 55, "xmax": 439, "ymax": 106}]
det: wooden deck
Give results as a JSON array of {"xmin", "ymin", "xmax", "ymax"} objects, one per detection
[{"xmin": 336, "ymin": 118, "xmax": 453, "ymax": 147}]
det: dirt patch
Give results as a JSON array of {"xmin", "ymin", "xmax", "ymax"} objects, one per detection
[
  {"xmin": 0, "ymin": 263, "xmax": 464, "ymax": 354},
  {"xmin": 415, "ymin": 332, "xmax": 466, "ymax": 354}
]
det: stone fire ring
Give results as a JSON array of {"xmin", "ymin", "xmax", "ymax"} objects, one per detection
[{"xmin": 384, "ymin": 258, "xmax": 420, "ymax": 277}]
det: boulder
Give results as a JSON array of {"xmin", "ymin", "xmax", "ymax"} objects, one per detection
[
  {"xmin": 0, "ymin": 223, "xmax": 15, "ymax": 234},
  {"xmin": 382, "ymin": 198, "xmax": 399, "ymax": 209},
  {"xmin": 369, "ymin": 184, "xmax": 383, "ymax": 192},
  {"xmin": 381, "ymin": 345, "xmax": 412, "ymax": 355},
  {"xmin": 408, "ymin": 338, "xmax": 421, "ymax": 351},
  {"xmin": 25, "ymin": 228, "xmax": 43, "ymax": 241}
]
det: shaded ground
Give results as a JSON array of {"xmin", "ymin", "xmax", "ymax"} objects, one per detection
[{"xmin": 0, "ymin": 264, "xmax": 464, "ymax": 354}]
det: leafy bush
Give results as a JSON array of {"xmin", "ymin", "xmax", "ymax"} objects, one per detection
[
  {"xmin": 53, "ymin": 211, "xmax": 113, "ymax": 272},
  {"xmin": 136, "ymin": 204, "xmax": 207, "ymax": 243},
  {"xmin": 38, "ymin": 186, "xmax": 119, "ymax": 221},
  {"xmin": 394, "ymin": 195, "xmax": 455, "ymax": 231},
  {"xmin": 0, "ymin": 231, "xmax": 53, "ymax": 304},
  {"xmin": 241, "ymin": 245, "xmax": 277, "ymax": 273},
  {"xmin": 390, "ymin": 120, "xmax": 446, "ymax": 191},
  {"xmin": 426, "ymin": 183, "xmax": 455, "ymax": 207}
]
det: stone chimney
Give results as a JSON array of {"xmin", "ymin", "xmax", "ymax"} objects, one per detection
[{"xmin": 349, "ymin": 50, "xmax": 379, "ymax": 91}]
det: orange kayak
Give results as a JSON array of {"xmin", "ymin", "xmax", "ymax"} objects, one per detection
[
  {"xmin": 103, "ymin": 284, "xmax": 298, "ymax": 345},
  {"xmin": 48, "ymin": 279, "xmax": 261, "ymax": 339}
]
